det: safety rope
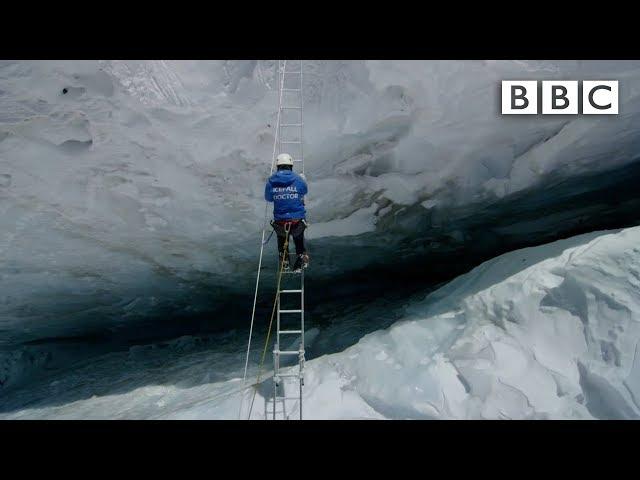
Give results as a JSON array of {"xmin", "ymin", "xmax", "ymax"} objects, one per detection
[
  {"xmin": 241, "ymin": 60, "xmax": 288, "ymax": 386},
  {"xmin": 238, "ymin": 63, "xmax": 289, "ymax": 419}
]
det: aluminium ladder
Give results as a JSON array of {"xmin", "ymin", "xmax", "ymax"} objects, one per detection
[
  {"xmin": 276, "ymin": 60, "xmax": 305, "ymax": 175},
  {"xmin": 268, "ymin": 269, "xmax": 305, "ymax": 420},
  {"xmin": 268, "ymin": 60, "xmax": 306, "ymax": 420}
]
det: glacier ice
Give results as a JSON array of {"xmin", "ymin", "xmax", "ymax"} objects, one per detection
[
  {"xmin": 288, "ymin": 226, "xmax": 640, "ymax": 419},
  {"xmin": 3, "ymin": 60, "xmax": 640, "ymax": 346},
  {"xmin": 3, "ymin": 60, "xmax": 640, "ymax": 406},
  {"xmin": 2, "ymin": 226, "xmax": 639, "ymax": 419}
]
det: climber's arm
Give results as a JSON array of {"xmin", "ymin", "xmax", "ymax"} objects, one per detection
[{"xmin": 265, "ymin": 181, "xmax": 273, "ymax": 202}]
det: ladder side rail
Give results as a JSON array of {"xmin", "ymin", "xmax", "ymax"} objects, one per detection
[
  {"xmin": 299, "ymin": 59, "xmax": 305, "ymax": 419},
  {"xmin": 300, "ymin": 60, "xmax": 305, "ymax": 175},
  {"xmin": 273, "ymin": 294, "xmax": 280, "ymax": 420},
  {"xmin": 300, "ymin": 271, "xmax": 305, "ymax": 419}
]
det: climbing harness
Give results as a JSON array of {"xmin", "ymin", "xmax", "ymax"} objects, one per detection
[{"xmin": 240, "ymin": 60, "xmax": 307, "ymax": 420}]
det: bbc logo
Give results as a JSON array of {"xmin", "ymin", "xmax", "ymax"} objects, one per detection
[{"xmin": 501, "ymin": 80, "xmax": 618, "ymax": 115}]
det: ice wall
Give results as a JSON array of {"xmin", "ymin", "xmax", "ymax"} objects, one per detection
[{"xmin": 2, "ymin": 60, "xmax": 640, "ymax": 349}]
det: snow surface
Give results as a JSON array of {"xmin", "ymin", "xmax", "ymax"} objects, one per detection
[
  {"xmin": 288, "ymin": 227, "xmax": 640, "ymax": 419},
  {"xmin": 3, "ymin": 226, "xmax": 639, "ymax": 419},
  {"xmin": 4, "ymin": 60, "xmax": 640, "ymax": 347}
]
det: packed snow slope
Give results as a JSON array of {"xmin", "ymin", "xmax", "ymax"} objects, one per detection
[
  {"xmin": 287, "ymin": 226, "xmax": 640, "ymax": 419},
  {"xmin": 2, "ymin": 226, "xmax": 638, "ymax": 419},
  {"xmin": 2, "ymin": 60, "xmax": 640, "ymax": 351}
]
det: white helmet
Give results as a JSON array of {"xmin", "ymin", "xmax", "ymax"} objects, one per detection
[{"xmin": 276, "ymin": 153, "xmax": 294, "ymax": 167}]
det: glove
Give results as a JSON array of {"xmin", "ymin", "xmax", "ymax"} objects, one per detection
[{"xmin": 299, "ymin": 173, "xmax": 306, "ymax": 181}]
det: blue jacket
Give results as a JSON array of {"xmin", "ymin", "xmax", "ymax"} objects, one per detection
[{"xmin": 265, "ymin": 170, "xmax": 307, "ymax": 220}]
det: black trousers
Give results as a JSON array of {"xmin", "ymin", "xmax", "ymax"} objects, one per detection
[{"xmin": 272, "ymin": 220, "xmax": 306, "ymax": 256}]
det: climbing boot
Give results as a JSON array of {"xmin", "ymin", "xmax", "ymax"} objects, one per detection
[{"xmin": 292, "ymin": 253, "xmax": 310, "ymax": 272}]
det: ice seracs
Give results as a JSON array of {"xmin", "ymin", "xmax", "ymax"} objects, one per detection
[{"xmin": 292, "ymin": 226, "xmax": 640, "ymax": 419}]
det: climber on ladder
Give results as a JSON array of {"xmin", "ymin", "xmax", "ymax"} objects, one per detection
[
  {"xmin": 265, "ymin": 152, "xmax": 310, "ymax": 273},
  {"xmin": 242, "ymin": 60, "xmax": 308, "ymax": 420}
]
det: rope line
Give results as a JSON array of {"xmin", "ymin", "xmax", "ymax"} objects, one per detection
[
  {"xmin": 202, "ymin": 365, "xmax": 283, "ymax": 411},
  {"xmin": 238, "ymin": 61, "xmax": 289, "ymax": 419},
  {"xmin": 241, "ymin": 60, "xmax": 288, "ymax": 384},
  {"xmin": 246, "ymin": 223, "xmax": 291, "ymax": 418}
]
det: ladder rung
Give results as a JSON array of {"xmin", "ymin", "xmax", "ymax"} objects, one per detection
[
  {"xmin": 279, "ymin": 309, "xmax": 302, "ymax": 313},
  {"xmin": 275, "ymin": 397, "xmax": 303, "ymax": 400},
  {"xmin": 282, "ymin": 71, "xmax": 302, "ymax": 74},
  {"xmin": 279, "ymin": 330, "xmax": 302, "ymax": 334},
  {"xmin": 280, "ymin": 289, "xmax": 302, "ymax": 293},
  {"xmin": 275, "ymin": 373, "xmax": 301, "ymax": 378},
  {"xmin": 277, "ymin": 350, "xmax": 302, "ymax": 355},
  {"xmin": 280, "ymin": 124, "xmax": 303, "ymax": 127},
  {"xmin": 280, "ymin": 141, "xmax": 302, "ymax": 144},
  {"xmin": 293, "ymin": 159, "xmax": 303, "ymax": 162},
  {"xmin": 281, "ymin": 106, "xmax": 302, "ymax": 109},
  {"xmin": 282, "ymin": 88, "xmax": 301, "ymax": 92}
]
